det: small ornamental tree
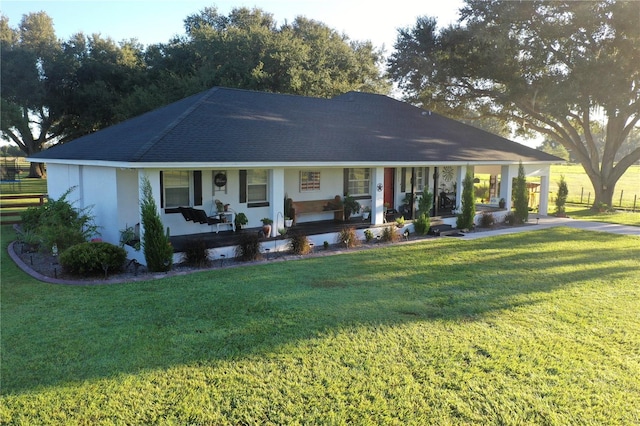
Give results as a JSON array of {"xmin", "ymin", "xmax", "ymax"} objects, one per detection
[
  {"xmin": 555, "ymin": 175, "xmax": 569, "ymax": 215},
  {"xmin": 513, "ymin": 161, "xmax": 529, "ymax": 224},
  {"xmin": 414, "ymin": 191, "xmax": 433, "ymax": 235},
  {"xmin": 456, "ymin": 170, "xmax": 475, "ymax": 230},
  {"xmin": 140, "ymin": 176, "xmax": 173, "ymax": 272}
]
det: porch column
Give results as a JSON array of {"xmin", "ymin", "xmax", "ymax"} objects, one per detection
[
  {"xmin": 372, "ymin": 167, "xmax": 385, "ymax": 225},
  {"xmin": 539, "ymin": 167, "xmax": 550, "ymax": 215},
  {"xmin": 270, "ymin": 168, "xmax": 285, "ymax": 237},
  {"xmin": 500, "ymin": 165, "xmax": 515, "ymax": 211}
]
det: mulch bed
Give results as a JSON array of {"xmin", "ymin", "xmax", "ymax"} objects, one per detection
[{"xmin": 8, "ymin": 223, "xmax": 524, "ymax": 285}]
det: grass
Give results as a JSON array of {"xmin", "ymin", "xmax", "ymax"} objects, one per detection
[
  {"xmin": 0, "ymin": 177, "xmax": 47, "ymax": 196},
  {"xmin": 563, "ymin": 204, "xmax": 640, "ymax": 226},
  {"xmin": 2, "ymin": 224, "xmax": 639, "ymax": 424}
]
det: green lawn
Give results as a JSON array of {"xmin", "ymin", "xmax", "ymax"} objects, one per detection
[
  {"xmin": 2, "ymin": 225, "xmax": 639, "ymax": 424},
  {"xmin": 0, "ymin": 177, "xmax": 47, "ymax": 196},
  {"xmin": 564, "ymin": 204, "xmax": 640, "ymax": 226}
]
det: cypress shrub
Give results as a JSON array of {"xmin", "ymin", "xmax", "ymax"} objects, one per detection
[
  {"xmin": 555, "ymin": 175, "xmax": 568, "ymax": 215},
  {"xmin": 456, "ymin": 169, "xmax": 475, "ymax": 230},
  {"xmin": 513, "ymin": 161, "xmax": 529, "ymax": 224},
  {"xmin": 140, "ymin": 176, "xmax": 173, "ymax": 272}
]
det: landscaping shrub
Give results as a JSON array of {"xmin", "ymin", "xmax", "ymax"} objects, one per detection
[
  {"xmin": 336, "ymin": 227, "xmax": 360, "ymax": 248},
  {"xmin": 59, "ymin": 242, "xmax": 126, "ymax": 277},
  {"xmin": 503, "ymin": 212, "xmax": 518, "ymax": 226},
  {"xmin": 413, "ymin": 213, "xmax": 431, "ymax": 235},
  {"xmin": 513, "ymin": 161, "xmax": 529, "ymax": 223},
  {"xmin": 140, "ymin": 177, "xmax": 173, "ymax": 272},
  {"xmin": 20, "ymin": 187, "xmax": 99, "ymax": 252},
  {"xmin": 479, "ymin": 211, "xmax": 495, "ymax": 228},
  {"xmin": 364, "ymin": 229, "xmax": 374, "ymax": 242},
  {"xmin": 417, "ymin": 191, "xmax": 433, "ymax": 217},
  {"xmin": 555, "ymin": 175, "xmax": 568, "ymax": 215},
  {"xmin": 182, "ymin": 240, "xmax": 211, "ymax": 267},
  {"xmin": 380, "ymin": 225, "xmax": 400, "ymax": 243},
  {"xmin": 289, "ymin": 232, "xmax": 312, "ymax": 255},
  {"xmin": 235, "ymin": 233, "xmax": 262, "ymax": 261},
  {"xmin": 456, "ymin": 170, "xmax": 475, "ymax": 230}
]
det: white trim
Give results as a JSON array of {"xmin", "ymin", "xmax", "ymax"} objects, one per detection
[{"xmin": 29, "ymin": 158, "xmax": 560, "ymax": 169}]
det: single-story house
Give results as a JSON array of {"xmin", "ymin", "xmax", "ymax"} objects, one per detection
[{"xmin": 30, "ymin": 87, "xmax": 560, "ymax": 264}]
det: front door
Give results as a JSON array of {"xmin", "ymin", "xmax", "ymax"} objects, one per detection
[{"xmin": 384, "ymin": 168, "xmax": 395, "ymax": 209}]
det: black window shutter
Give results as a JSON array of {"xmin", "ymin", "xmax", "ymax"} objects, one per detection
[
  {"xmin": 159, "ymin": 171, "xmax": 164, "ymax": 208},
  {"xmin": 239, "ymin": 170, "xmax": 247, "ymax": 203},
  {"xmin": 401, "ymin": 167, "xmax": 406, "ymax": 193},
  {"xmin": 343, "ymin": 169, "xmax": 349, "ymax": 195},
  {"xmin": 193, "ymin": 170, "xmax": 202, "ymax": 206}
]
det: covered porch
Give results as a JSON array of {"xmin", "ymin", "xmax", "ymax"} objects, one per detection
[{"xmin": 167, "ymin": 204, "xmax": 507, "ymax": 259}]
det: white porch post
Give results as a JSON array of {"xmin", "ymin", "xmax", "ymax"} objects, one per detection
[
  {"xmin": 270, "ymin": 168, "xmax": 285, "ymax": 237},
  {"xmin": 539, "ymin": 167, "xmax": 551, "ymax": 215},
  {"xmin": 372, "ymin": 167, "xmax": 385, "ymax": 225},
  {"xmin": 500, "ymin": 165, "xmax": 515, "ymax": 211}
]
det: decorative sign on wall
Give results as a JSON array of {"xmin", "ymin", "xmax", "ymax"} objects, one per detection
[
  {"xmin": 213, "ymin": 171, "xmax": 227, "ymax": 194},
  {"xmin": 442, "ymin": 166, "xmax": 454, "ymax": 182}
]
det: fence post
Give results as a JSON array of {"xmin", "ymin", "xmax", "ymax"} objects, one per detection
[
  {"xmin": 587, "ymin": 192, "xmax": 591, "ymax": 205},
  {"xmin": 634, "ymin": 194, "xmax": 637, "ymax": 213},
  {"xmin": 619, "ymin": 190, "xmax": 624, "ymax": 208},
  {"xmin": 580, "ymin": 187, "xmax": 584, "ymax": 204}
]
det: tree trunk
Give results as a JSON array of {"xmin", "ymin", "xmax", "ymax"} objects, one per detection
[
  {"xmin": 28, "ymin": 161, "xmax": 46, "ymax": 178},
  {"xmin": 589, "ymin": 174, "xmax": 616, "ymax": 211}
]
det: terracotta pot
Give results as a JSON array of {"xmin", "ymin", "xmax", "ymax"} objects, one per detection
[{"xmin": 262, "ymin": 224, "xmax": 272, "ymax": 237}]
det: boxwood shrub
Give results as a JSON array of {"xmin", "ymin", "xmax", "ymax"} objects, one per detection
[{"xmin": 59, "ymin": 242, "xmax": 127, "ymax": 276}]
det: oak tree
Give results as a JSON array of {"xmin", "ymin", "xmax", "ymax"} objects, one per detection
[{"xmin": 388, "ymin": 0, "xmax": 640, "ymax": 209}]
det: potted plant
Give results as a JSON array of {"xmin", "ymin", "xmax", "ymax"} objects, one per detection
[
  {"xmin": 234, "ymin": 212, "xmax": 248, "ymax": 230},
  {"xmin": 119, "ymin": 224, "xmax": 140, "ymax": 250},
  {"xmin": 342, "ymin": 194, "xmax": 360, "ymax": 221},
  {"xmin": 498, "ymin": 198, "xmax": 506, "ymax": 209},
  {"xmin": 215, "ymin": 199, "xmax": 225, "ymax": 213},
  {"xmin": 261, "ymin": 217, "xmax": 273, "ymax": 237},
  {"xmin": 362, "ymin": 206, "xmax": 371, "ymax": 220}
]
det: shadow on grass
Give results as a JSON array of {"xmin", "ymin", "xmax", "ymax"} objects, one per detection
[{"xmin": 2, "ymin": 227, "xmax": 638, "ymax": 394}]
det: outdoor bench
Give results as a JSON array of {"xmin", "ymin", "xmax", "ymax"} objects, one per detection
[
  {"xmin": 178, "ymin": 207, "xmax": 235, "ymax": 233},
  {"xmin": 291, "ymin": 196, "xmax": 344, "ymax": 224}
]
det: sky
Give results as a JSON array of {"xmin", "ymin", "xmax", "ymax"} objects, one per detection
[{"xmin": 1, "ymin": 0, "xmax": 465, "ymax": 53}]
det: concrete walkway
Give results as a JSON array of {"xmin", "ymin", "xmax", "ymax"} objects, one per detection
[{"xmin": 461, "ymin": 214, "xmax": 640, "ymax": 240}]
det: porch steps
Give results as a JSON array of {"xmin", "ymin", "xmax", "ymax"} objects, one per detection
[{"xmin": 428, "ymin": 223, "xmax": 460, "ymax": 237}]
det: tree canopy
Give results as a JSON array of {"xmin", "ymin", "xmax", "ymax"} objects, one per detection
[
  {"xmin": 1, "ymin": 7, "xmax": 390, "ymax": 177},
  {"xmin": 1, "ymin": 13, "xmax": 147, "ymax": 176},
  {"xmin": 388, "ymin": 0, "xmax": 640, "ymax": 209}
]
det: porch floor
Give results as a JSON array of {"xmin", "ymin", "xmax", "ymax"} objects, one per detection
[
  {"xmin": 169, "ymin": 218, "xmax": 373, "ymax": 252},
  {"xmin": 168, "ymin": 211, "xmax": 464, "ymax": 253}
]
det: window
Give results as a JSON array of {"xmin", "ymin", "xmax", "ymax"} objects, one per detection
[
  {"xmin": 347, "ymin": 168, "xmax": 370, "ymax": 196},
  {"xmin": 300, "ymin": 171, "xmax": 321, "ymax": 192},
  {"xmin": 163, "ymin": 170, "xmax": 190, "ymax": 208},
  {"xmin": 401, "ymin": 167, "xmax": 429, "ymax": 193},
  {"xmin": 415, "ymin": 167, "xmax": 428, "ymax": 192},
  {"xmin": 247, "ymin": 169, "xmax": 268, "ymax": 203}
]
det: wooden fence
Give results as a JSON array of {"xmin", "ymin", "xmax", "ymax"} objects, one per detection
[{"xmin": 0, "ymin": 194, "xmax": 47, "ymax": 225}]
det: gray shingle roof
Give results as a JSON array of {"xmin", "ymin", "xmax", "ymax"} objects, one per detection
[{"xmin": 32, "ymin": 87, "xmax": 559, "ymax": 164}]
